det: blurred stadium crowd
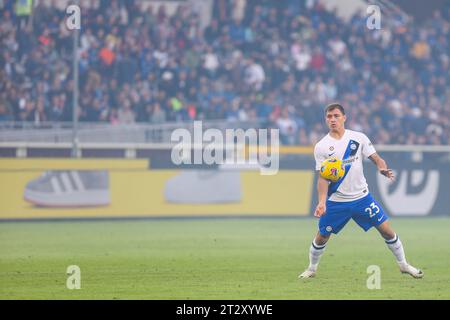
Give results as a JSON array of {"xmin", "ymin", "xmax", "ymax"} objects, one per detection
[{"xmin": 0, "ymin": 0, "xmax": 449, "ymax": 145}]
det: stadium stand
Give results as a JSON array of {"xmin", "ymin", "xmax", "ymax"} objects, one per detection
[{"xmin": 0, "ymin": 0, "xmax": 449, "ymax": 145}]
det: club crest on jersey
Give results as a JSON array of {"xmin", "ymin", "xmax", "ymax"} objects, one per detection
[
  {"xmin": 329, "ymin": 146, "xmax": 334, "ymax": 151},
  {"xmin": 326, "ymin": 226, "xmax": 333, "ymax": 232},
  {"xmin": 330, "ymin": 167, "xmax": 338, "ymax": 176}
]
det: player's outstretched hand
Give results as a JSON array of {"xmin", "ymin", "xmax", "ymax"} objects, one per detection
[
  {"xmin": 314, "ymin": 203, "xmax": 326, "ymax": 218},
  {"xmin": 380, "ymin": 168, "xmax": 395, "ymax": 181}
]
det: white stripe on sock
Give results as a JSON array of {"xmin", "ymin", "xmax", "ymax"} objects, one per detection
[
  {"xmin": 313, "ymin": 239, "xmax": 326, "ymax": 249},
  {"xmin": 309, "ymin": 240, "xmax": 326, "ymax": 271},
  {"xmin": 50, "ymin": 177, "xmax": 62, "ymax": 194},
  {"xmin": 385, "ymin": 234, "xmax": 398, "ymax": 244}
]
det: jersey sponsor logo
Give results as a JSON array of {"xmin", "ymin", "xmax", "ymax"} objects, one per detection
[
  {"xmin": 349, "ymin": 141, "xmax": 360, "ymax": 156},
  {"xmin": 377, "ymin": 169, "xmax": 439, "ymax": 216}
]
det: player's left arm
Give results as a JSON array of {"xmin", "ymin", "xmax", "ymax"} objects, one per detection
[{"xmin": 369, "ymin": 153, "xmax": 395, "ymax": 181}]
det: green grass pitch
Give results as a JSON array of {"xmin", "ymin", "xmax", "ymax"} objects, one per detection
[{"xmin": 0, "ymin": 217, "xmax": 449, "ymax": 299}]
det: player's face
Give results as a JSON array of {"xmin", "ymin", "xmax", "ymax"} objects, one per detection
[{"xmin": 325, "ymin": 109, "xmax": 346, "ymax": 131}]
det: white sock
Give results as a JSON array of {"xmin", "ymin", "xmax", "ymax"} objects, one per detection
[
  {"xmin": 385, "ymin": 234, "xmax": 407, "ymax": 265},
  {"xmin": 308, "ymin": 239, "xmax": 326, "ymax": 271}
]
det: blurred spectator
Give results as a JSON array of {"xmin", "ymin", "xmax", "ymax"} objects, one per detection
[
  {"xmin": 151, "ymin": 102, "xmax": 167, "ymax": 124},
  {"xmin": 276, "ymin": 106, "xmax": 298, "ymax": 145}
]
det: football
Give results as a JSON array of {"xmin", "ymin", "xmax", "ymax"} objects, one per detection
[{"xmin": 320, "ymin": 157, "xmax": 345, "ymax": 182}]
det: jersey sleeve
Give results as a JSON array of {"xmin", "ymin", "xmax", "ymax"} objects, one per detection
[
  {"xmin": 314, "ymin": 144, "xmax": 326, "ymax": 171},
  {"xmin": 361, "ymin": 133, "xmax": 376, "ymax": 158}
]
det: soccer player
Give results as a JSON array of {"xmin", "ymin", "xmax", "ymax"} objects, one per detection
[{"xmin": 299, "ymin": 103, "xmax": 423, "ymax": 279}]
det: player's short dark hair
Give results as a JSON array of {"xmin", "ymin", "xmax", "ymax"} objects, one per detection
[{"xmin": 325, "ymin": 103, "xmax": 345, "ymax": 115}]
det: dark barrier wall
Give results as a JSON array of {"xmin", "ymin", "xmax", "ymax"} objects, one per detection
[
  {"xmin": 0, "ymin": 158, "xmax": 314, "ymax": 219},
  {"xmin": 393, "ymin": 0, "xmax": 448, "ymax": 21},
  {"xmin": 310, "ymin": 159, "xmax": 450, "ymax": 217},
  {"xmin": 365, "ymin": 160, "xmax": 450, "ymax": 216}
]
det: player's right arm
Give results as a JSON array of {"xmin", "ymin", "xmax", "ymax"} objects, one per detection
[
  {"xmin": 313, "ymin": 143, "xmax": 329, "ymax": 218},
  {"xmin": 314, "ymin": 174, "xmax": 329, "ymax": 217}
]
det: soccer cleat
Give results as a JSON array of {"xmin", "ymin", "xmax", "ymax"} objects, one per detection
[
  {"xmin": 399, "ymin": 263, "xmax": 424, "ymax": 279},
  {"xmin": 24, "ymin": 170, "xmax": 110, "ymax": 207},
  {"xmin": 298, "ymin": 269, "xmax": 316, "ymax": 279}
]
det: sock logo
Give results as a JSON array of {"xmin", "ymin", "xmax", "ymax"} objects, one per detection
[{"xmin": 66, "ymin": 265, "xmax": 81, "ymax": 290}]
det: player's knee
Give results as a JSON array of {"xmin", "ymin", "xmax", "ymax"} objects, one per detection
[{"xmin": 315, "ymin": 233, "xmax": 330, "ymax": 246}]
